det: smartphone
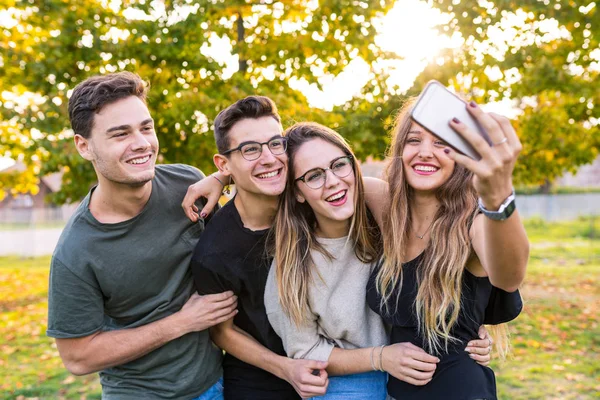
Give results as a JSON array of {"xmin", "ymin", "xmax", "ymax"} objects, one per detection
[{"xmin": 410, "ymin": 80, "xmax": 492, "ymax": 160}]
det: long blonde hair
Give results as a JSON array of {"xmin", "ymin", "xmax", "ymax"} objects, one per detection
[
  {"xmin": 272, "ymin": 122, "xmax": 381, "ymax": 326},
  {"xmin": 377, "ymin": 100, "xmax": 510, "ymax": 357}
]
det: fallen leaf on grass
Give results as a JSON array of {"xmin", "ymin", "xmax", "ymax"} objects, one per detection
[
  {"xmin": 61, "ymin": 375, "xmax": 76, "ymax": 385},
  {"xmin": 552, "ymin": 364, "xmax": 565, "ymax": 371}
]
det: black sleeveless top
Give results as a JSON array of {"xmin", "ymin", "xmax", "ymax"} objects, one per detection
[{"xmin": 366, "ymin": 254, "xmax": 522, "ymax": 400}]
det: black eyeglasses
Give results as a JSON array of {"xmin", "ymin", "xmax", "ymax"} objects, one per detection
[
  {"xmin": 221, "ymin": 136, "xmax": 287, "ymax": 161},
  {"xmin": 295, "ymin": 155, "xmax": 354, "ymax": 189}
]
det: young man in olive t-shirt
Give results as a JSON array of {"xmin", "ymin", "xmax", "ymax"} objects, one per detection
[{"xmin": 46, "ymin": 72, "xmax": 237, "ymax": 399}]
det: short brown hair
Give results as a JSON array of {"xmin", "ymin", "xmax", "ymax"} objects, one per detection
[
  {"xmin": 68, "ymin": 71, "xmax": 148, "ymax": 139},
  {"xmin": 214, "ymin": 96, "xmax": 281, "ymax": 154}
]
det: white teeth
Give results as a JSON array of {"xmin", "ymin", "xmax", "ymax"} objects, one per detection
[
  {"xmin": 326, "ymin": 191, "xmax": 346, "ymax": 202},
  {"xmin": 414, "ymin": 165, "xmax": 438, "ymax": 172},
  {"xmin": 128, "ymin": 155, "xmax": 150, "ymax": 165},
  {"xmin": 257, "ymin": 170, "xmax": 278, "ymax": 179}
]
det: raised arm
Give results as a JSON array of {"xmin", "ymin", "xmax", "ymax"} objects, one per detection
[
  {"xmin": 209, "ymin": 319, "xmax": 329, "ymax": 398},
  {"xmin": 56, "ymin": 292, "xmax": 237, "ymax": 375},
  {"xmin": 446, "ymin": 104, "xmax": 529, "ymax": 292}
]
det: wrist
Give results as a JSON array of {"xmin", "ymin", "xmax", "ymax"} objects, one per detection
[
  {"xmin": 163, "ymin": 311, "xmax": 190, "ymax": 339},
  {"xmin": 478, "ymin": 189, "xmax": 516, "ymax": 221},
  {"xmin": 211, "ymin": 173, "xmax": 226, "ymax": 187},
  {"xmin": 479, "ymin": 186, "xmax": 513, "ymax": 210},
  {"xmin": 274, "ymin": 355, "xmax": 294, "ymax": 381},
  {"xmin": 378, "ymin": 345, "xmax": 386, "ymax": 372}
]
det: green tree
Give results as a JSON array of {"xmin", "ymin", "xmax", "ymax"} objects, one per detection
[
  {"xmin": 424, "ymin": 0, "xmax": 600, "ymax": 187},
  {"xmin": 339, "ymin": 0, "xmax": 599, "ymax": 189},
  {"xmin": 0, "ymin": 0, "xmax": 395, "ymax": 203}
]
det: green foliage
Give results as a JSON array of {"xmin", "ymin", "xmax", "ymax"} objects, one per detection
[
  {"xmin": 0, "ymin": 0, "xmax": 395, "ymax": 203},
  {"xmin": 1, "ymin": 0, "xmax": 599, "ymax": 202},
  {"xmin": 426, "ymin": 0, "xmax": 600, "ymax": 186}
]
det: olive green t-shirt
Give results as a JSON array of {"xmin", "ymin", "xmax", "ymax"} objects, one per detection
[{"xmin": 47, "ymin": 164, "xmax": 222, "ymax": 399}]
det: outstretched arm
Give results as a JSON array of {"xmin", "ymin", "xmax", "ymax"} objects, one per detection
[{"xmin": 446, "ymin": 105, "xmax": 529, "ymax": 291}]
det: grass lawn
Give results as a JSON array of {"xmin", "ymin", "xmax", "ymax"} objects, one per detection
[{"xmin": 0, "ymin": 217, "xmax": 598, "ymax": 399}]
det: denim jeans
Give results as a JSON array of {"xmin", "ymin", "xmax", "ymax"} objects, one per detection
[
  {"xmin": 311, "ymin": 371, "xmax": 387, "ymax": 400},
  {"xmin": 191, "ymin": 377, "xmax": 224, "ymax": 400}
]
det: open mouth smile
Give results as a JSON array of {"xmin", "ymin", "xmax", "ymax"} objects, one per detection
[
  {"xmin": 325, "ymin": 190, "xmax": 347, "ymax": 205},
  {"xmin": 412, "ymin": 164, "xmax": 439, "ymax": 175},
  {"xmin": 126, "ymin": 154, "xmax": 152, "ymax": 165},
  {"xmin": 256, "ymin": 168, "xmax": 282, "ymax": 180}
]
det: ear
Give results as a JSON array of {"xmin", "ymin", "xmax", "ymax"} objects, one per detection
[
  {"xmin": 213, "ymin": 154, "xmax": 232, "ymax": 177},
  {"xmin": 295, "ymin": 192, "xmax": 306, "ymax": 203},
  {"xmin": 74, "ymin": 134, "xmax": 94, "ymax": 161}
]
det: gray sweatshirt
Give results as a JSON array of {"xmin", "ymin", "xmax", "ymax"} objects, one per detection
[{"xmin": 264, "ymin": 236, "xmax": 388, "ymax": 361}]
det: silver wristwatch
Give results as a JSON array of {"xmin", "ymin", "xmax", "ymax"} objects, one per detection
[{"xmin": 478, "ymin": 190, "xmax": 516, "ymax": 221}]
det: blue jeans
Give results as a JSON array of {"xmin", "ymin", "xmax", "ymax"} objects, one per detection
[
  {"xmin": 311, "ymin": 371, "xmax": 387, "ymax": 400},
  {"xmin": 191, "ymin": 377, "xmax": 224, "ymax": 400}
]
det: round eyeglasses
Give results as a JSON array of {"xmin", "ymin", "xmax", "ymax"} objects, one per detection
[
  {"xmin": 221, "ymin": 136, "xmax": 287, "ymax": 161},
  {"xmin": 295, "ymin": 155, "xmax": 354, "ymax": 189}
]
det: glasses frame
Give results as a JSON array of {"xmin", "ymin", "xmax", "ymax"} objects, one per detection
[
  {"xmin": 221, "ymin": 136, "xmax": 288, "ymax": 161},
  {"xmin": 295, "ymin": 155, "xmax": 354, "ymax": 190}
]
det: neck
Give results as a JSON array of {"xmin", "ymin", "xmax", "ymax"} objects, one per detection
[
  {"xmin": 316, "ymin": 218, "xmax": 350, "ymax": 239},
  {"xmin": 234, "ymin": 190, "xmax": 279, "ymax": 231},
  {"xmin": 89, "ymin": 179, "xmax": 153, "ymax": 223},
  {"xmin": 410, "ymin": 191, "xmax": 440, "ymax": 234}
]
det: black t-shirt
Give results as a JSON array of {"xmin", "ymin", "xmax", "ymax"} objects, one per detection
[{"xmin": 191, "ymin": 199, "xmax": 299, "ymax": 400}]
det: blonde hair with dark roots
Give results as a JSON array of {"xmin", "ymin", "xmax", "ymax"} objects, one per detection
[
  {"xmin": 272, "ymin": 122, "xmax": 381, "ymax": 326},
  {"xmin": 376, "ymin": 99, "xmax": 511, "ymax": 358}
]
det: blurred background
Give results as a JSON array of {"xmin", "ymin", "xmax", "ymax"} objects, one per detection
[{"xmin": 0, "ymin": 0, "xmax": 598, "ymax": 398}]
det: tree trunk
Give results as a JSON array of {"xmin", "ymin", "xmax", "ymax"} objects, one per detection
[{"xmin": 237, "ymin": 13, "xmax": 247, "ymax": 73}]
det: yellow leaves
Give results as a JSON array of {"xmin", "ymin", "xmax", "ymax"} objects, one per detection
[
  {"xmin": 61, "ymin": 375, "xmax": 76, "ymax": 385},
  {"xmin": 543, "ymin": 150, "xmax": 554, "ymax": 162}
]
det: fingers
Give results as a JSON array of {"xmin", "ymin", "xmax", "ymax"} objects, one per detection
[
  {"xmin": 293, "ymin": 363, "xmax": 329, "ymax": 398},
  {"xmin": 400, "ymin": 366, "xmax": 435, "ymax": 381},
  {"xmin": 212, "ymin": 308, "xmax": 238, "ymax": 324},
  {"xmin": 203, "ymin": 291, "xmax": 236, "ymax": 302},
  {"xmin": 297, "ymin": 379, "xmax": 329, "ymax": 398},
  {"xmin": 399, "ymin": 375, "xmax": 432, "ymax": 386},
  {"xmin": 448, "ymin": 115, "xmax": 494, "ymax": 161},
  {"xmin": 304, "ymin": 360, "xmax": 329, "ymax": 370},
  {"xmin": 404, "ymin": 358, "xmax": 438, "ymax": 372},
  {"xmin": 464, "ymin": 101, "xmax": 505, "ymax": 147},
  {"xmin": 477, "ymin": 325, "xmax": 489, "ymax": 340},
  {"xmin": 199, "ymin": 191, "xmax": 221, "ymax": 219},
  {"xmin": 182, "ymin": 185, "xmax": 202, "ymax": 222},
  {"xmin": 469, "ymin": 352, "xmax": 491, "ymax": 366},
  {"xmin": 465, "ymin": 343, "xmax": 490, "ymax": 355},
  {"xmin": 489, "ymin": 112, "xmax": 522, "ymax": 155},
  {"xmin": 393, "ymin": 342, "xmax": 440, "ymax": 364}
]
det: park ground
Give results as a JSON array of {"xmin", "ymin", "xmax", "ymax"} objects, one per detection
[{"xmin": 0, "ymin": 217, "xmax": 598, "ymax": 399}]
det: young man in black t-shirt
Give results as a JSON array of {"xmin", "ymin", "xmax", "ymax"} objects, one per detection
[{"xmin": 190, "ymin": 96, "xmax": 329, "ymax": 399}]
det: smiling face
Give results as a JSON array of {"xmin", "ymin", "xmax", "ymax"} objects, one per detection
[
  {"xmin": 293, "ymin": 138, "xmax": 356, "ymax": 237},
  {"xmin": 220, "ymin": 116, "xmax": 288, "ymax": 198},
  {"xmin": 76, "ymin": 96, "xmax": 158, "ymax": 187},
  {"xmin": 402, "ymin": 123, "xmax": 455, "ymax": 194}
]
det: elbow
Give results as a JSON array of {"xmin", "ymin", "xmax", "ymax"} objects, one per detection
[
  {"xmin": 491, "ymin": 269, "xmax": 526, "ymax": 293},
  {"xmin": 62, "ymin": 358, "xmax": 94, "ymax": 376}
]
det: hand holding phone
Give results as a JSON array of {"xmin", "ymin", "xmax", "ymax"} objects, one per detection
[{"xmin": 411, "ymin": 81, "xmax": 492, "ymax": 160}]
